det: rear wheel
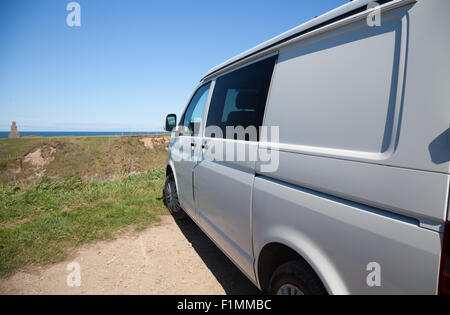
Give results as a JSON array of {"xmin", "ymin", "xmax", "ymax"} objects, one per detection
[
  {"xmin": 163, "ymin": 173, "xmax": 187, "ymax": 220},
  {"xmin": 269, "ymin": 261, "xmax": 327, "ymax": 295}
]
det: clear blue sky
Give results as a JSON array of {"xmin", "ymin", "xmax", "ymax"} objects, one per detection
[{"xmin": 0, "ymin": 0, "xmax": 346, "ymax": 131}]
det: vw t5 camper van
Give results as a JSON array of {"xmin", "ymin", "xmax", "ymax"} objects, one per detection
[{"xmin": 163, "ymin": 0, "xmax": 450, "ymax": 295}]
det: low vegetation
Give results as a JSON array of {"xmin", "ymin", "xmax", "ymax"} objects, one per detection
[
  {"xmin": 0, "ymin": 169, "xmax": 168, "ymax": 277},
  {"xmin": 0, "ymin": 135, "xmax": 169, "ymax": 184},
  {"xmin": 0, "ymin": 135, "xmax": 170, "ymax": 277}
]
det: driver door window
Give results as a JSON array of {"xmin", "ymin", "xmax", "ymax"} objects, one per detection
[{"xmin": 180, "ymin": 83, "xmax": 211, "ymax": 136}]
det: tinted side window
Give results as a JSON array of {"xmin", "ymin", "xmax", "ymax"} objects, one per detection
[
  {"xmin": 206, "ymin": 56, "xmax": 276, "ymax": 141},
  {"xmin": 180, "ymin": 83, "xmax": 211, "ymax": 136}
]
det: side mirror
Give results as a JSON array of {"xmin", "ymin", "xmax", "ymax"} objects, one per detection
[{"xmin": 165, "ymin": 114, "xmax": 177, "ymax": 132}]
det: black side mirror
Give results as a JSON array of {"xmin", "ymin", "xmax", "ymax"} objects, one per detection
[{"xmin": 165, "ymin": 114, "xmax": 177, "ymax": 132}]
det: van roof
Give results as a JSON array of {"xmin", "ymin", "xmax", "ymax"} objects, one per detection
[{"xmin": 201, "ymin": 0, "xmax": 398, "ymax": 81}]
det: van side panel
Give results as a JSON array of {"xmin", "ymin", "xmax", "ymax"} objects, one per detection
[
  {"xmin": 388, "ymin": 0, "xmax": 450, "ymax": 175},
  {"xmin": 259, "ymin": 2, "xmax": 450, "ymax": 223},
  {"xmin": 252, "ymin": 176, "xmax": 442, "ymax": 294},
  {"xmin": 253, "ymin": 0, "xmax": 449, "ymax": 295},
  {"xmin": 266, "ymin": 18, "xmax": 401, "ymax": 154},
  {"xmin": 259, "ymin": 151, "xmax": 449, "ymax": 223}
]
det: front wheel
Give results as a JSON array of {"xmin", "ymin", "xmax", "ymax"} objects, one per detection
[{"xmin": 163, "ymin": 173, "xmax": 187, "ymax": 220}]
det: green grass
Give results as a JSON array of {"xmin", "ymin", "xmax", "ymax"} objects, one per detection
[{"xmin": 0, "ymin": 169, "xmax": 168, "ymax": 277}]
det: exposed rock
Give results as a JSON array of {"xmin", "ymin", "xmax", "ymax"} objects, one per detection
[
  {"xmin": 140, "ymin": 138, "xmax": 154, "ymax": 150},
  {"xmin": 24, "ymin": 146, "xmax": 56, "ymax": 167},
  {"xmin": 8, "ymin": 121, "xmax": 20, "ymax": 139},
  {"xmin": 140, "ymin": 135, "xmax": 170, "ymax": 151}
]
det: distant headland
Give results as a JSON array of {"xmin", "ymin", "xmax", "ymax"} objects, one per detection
[{"xmin": 1, "ymin": 129, "xmax": 167, "ymax": 140}]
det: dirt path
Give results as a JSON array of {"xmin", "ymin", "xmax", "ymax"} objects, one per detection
[{"xmin": 0, "ymin": 216, "xmax": 260, "ymax": 295}]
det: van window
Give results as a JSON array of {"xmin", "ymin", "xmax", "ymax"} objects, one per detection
[
  {"xmin": 181, "ymin": 83, "xmax": 211, "ymax": 136},
  {"xmin": 206, "ymin": 56, "xmax": 276, "ymax": 141}
]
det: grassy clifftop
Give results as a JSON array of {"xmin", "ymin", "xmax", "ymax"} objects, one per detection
[
  {"xmin": 0, "ymin": 135, "xmax": 170, "ymax": 184},
  {"xmin": 0, "ymin": 135, "xmax": 171, "ymax": 277}
]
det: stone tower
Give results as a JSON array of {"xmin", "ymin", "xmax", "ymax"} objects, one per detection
[{"xmin": 8, "ymin": 121, "xmax": 20, "ymax": 139}]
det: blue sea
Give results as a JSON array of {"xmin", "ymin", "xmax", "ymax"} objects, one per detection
[{"xmin": 0, "ymin": 131, "xmax": 168, "ymax": 138}]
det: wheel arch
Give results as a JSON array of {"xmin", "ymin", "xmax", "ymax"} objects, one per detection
[
  {"xmin": 256, "ymin": 242, "xmax": 304, "ymax": 293},
  {"xmin": 166, "ymin": 162, "xmax": 179, "ymax": 192},
  {"xmin": 254, "ymin": 230, "xmax": 349, "ymax": 295}
]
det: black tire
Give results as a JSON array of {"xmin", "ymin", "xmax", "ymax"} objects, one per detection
[
  {"xmin": 163, "ymin": 173, "xmax": 187, "ymax": 220},
  {"xmin": 269, "ymin": 260, "xmax": 327, "ymax": 295}
]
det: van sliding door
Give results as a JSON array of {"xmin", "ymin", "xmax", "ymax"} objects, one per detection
[{"xmin": 195, "ymin": 56, "xmax": 276, "ymax": 282}]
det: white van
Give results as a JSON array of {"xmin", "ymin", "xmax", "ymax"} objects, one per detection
[{"xmin": 163, "ymin": 0, "xmax": 450, "ymax": 295}]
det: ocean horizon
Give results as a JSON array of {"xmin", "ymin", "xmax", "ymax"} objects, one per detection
[{"xmin": 0, "ymin": 131, "xmax": 168, "ymax": 139}]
